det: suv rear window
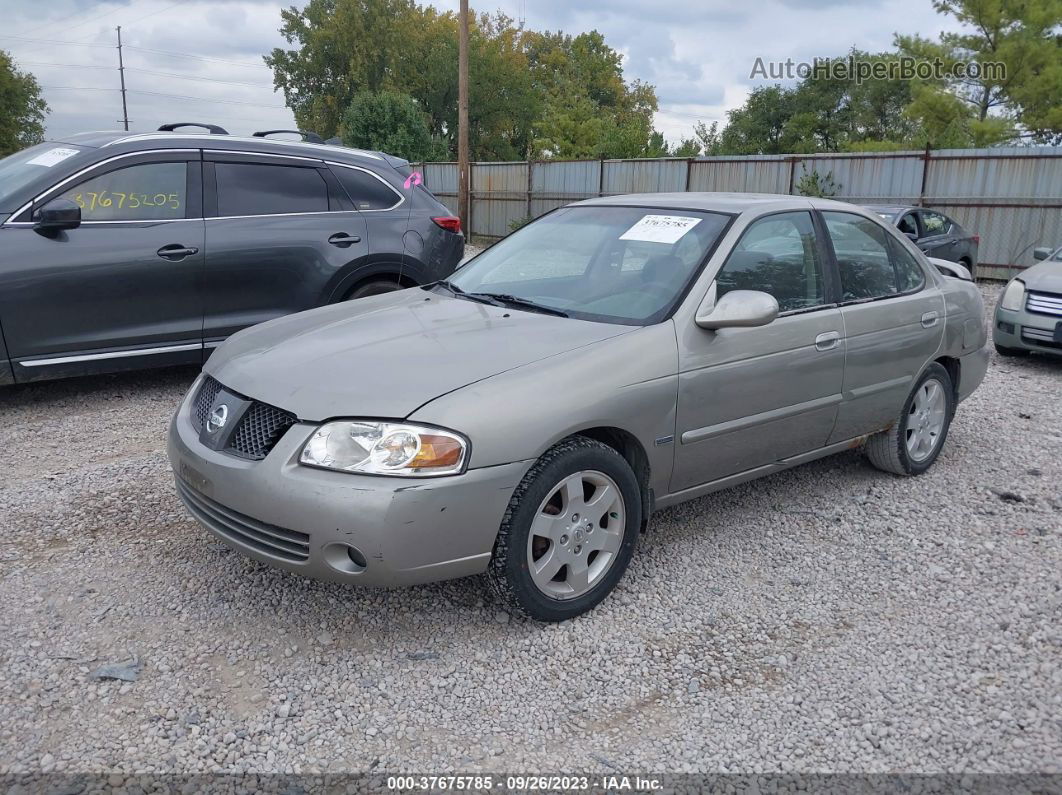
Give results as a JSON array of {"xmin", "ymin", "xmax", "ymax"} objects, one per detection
[
  {"xmin": 332, "ymin": 166, "xmax": 401, "ymax": 210},
  {"xmin": 215, "ymin": 163, "xmax": 328, "ymax": 217}
]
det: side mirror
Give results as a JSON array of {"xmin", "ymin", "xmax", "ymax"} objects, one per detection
[
  {"xmin": 1032, "ymin": 246, "xmax": 1052, "ymax": 261},
  {"xmin": 33, "ymin": 198, "xmax": 81, "ymax": 234},
  {"xmin": 903, "ymin": 231, "xmax": 918, "ymax": 241},
  {"xmin": 696, "ymin": 287, "xmax": 779, "ymax": 330}
]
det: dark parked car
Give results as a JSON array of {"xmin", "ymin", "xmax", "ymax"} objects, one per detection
[
  {"xmin": 0, "ymin": 123, "xmax": 463, "ymax": 384},
  {"xmin": 866, "ymin": 205, "xmax": 979, "ymax": 279}
]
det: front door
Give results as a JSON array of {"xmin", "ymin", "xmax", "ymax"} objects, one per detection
[
  {"xmin": 915, "ymin": 209, "xmax": 958, "ymax": 261},
  {"xmin": 201, "ymin": 154, "xmax": 369, "ymax": 345},
  {"xmin": 672, "ymin": 210, "xmax": 845, "ymax": 492},
  {"xmin": 0, "ymin": 152, "xmax": 204, "ymax": 380}
]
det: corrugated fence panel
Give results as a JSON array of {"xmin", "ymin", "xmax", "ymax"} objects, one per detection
[
  {"xmin": 689, "ymin": 158, "xmax": 790, "ymax": 193},
  {"xmin": 797, "ymin": 153, "xmax": 923, "ymax": 203},
  {"xmin": 451, "ymin": 149, "xmax": 1061, "ymax": 275},
  {"xmin": 532, "ymin": 160, "xmax": 601, "ymax": 200},
  {"xmin": 421, "ymin": 162, "xmax": 457, "ymax": 195},
  {"xmin": 603, "ymin": 158, "xmax": 687, "ymax": 194}
]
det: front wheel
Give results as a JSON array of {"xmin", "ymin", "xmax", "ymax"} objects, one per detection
[
  {"xmin": 865, "ymin": 362, "xmax": 955, "ymax": 476},
  {"xmin": 487, "ymin": 437, "xmax": 641, "ymax": 621}
]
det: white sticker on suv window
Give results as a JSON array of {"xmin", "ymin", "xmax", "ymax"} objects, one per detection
[
  {"xmin": 619, "ymin": 214, "xmax": 701, "ymax": 244},
  {"xmin": 26, "ymin": 147, "xmax": 80, "ymax": 167}
]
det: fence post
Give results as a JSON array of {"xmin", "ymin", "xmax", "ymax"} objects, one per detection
[
  {"xmin": 685, "ymin": 158, "xmax": 693, "ymax": 192},
  {"xmin": 527, "ymin": 160, "xmax": 534, "ymax": 222},
  {"xmin": 918, "ymin": 144, "xmax": 931, "ymax": 207},
  {"xmin": 467, "ymin": 161, "xmax": 474, "ymax": 238},
  {"xmin": 598, "ymin": 156, "xmax": 606, "ymax": 197},
  {"xmin": 787, "ymin": 157, "xmax": 798, "ymax": 194}
]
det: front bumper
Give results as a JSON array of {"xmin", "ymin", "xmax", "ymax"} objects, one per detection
[
  {"xmin": 994, "ymin": 304, "xmax": 1062, "ymax": 356},
  {"xmin": 167, "ymin": 379, "xmax": 531, "ymax": 587}
]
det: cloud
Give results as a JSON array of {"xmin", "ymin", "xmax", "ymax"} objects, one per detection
[{"xmin": 3, "ymin": 0, "xmax": 964, "ymax": 145}]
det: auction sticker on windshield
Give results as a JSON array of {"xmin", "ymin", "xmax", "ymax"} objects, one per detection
[
  {"xmin": 619, "ymin": 214, "xmax": 702, "ymax": 244},
  {"xmin": 26, "ymin": 148, "xmax": 80, "ymax": 168}
]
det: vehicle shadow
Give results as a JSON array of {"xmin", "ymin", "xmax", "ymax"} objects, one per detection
[{"xmin": 0, "ymin": 365, "xmax": 202, "ymax": 411}]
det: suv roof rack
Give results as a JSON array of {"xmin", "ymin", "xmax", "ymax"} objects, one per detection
[
  {"xmin": 252, "ymin": 129, "xmax": 324, "ymax": 144},
  {"xmin": 158, "ymin": 122, "xmax": 229, "ymax": 135}
]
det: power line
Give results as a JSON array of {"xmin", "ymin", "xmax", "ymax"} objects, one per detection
[
  {"xmin": 123, "ymin": 45, "xmax": 271, "ymax": 69},
  {"xmin": 16, "ymin": 61, "xmax": 274, "ymax": 88},
  {"xmin": 41, "ymin": 85, "xmax": 285, "ymax": 109},
  {"xmin": 0, "ymin": 34, "xmax": 111, "ymax": 48}
]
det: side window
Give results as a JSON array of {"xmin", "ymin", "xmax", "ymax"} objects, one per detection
[
  {"xmin": 57, "ymin": 162, "xmax": 186, "ymax": 221},
  {"xmin": 920, "ymin": 211, "xmax": 948, "ymax": 236},
  {"xmin": 332, "ymin": 166, "xmax": 401, "ymax": 210},
  {"xmin": 716, "ymin": 211, "xmax": 826, "ymax": 313},
  {"xmin": 823, "ymin": 211, "xmax": 899, "ymax": 301},
  {"xmin": 215, "ymin": 163, "xmax": 328, "ymax": 217},
  {"xmin": 896, "ymin": 213, "xmax": 918, "ymax": 237},
  {"xmin": 888, "ymin": 237, "xmax": 927, "ymax": 293}
]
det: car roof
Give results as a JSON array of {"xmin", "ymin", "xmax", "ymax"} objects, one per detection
[
  {"xmin": 575, "ymin": 192, "xmax": 868, "ymax": 215},
  {"xmin": 864, "ymin": 205, "xmax": 911, "ymax": 215},
  {"xmin": 50, "ymin": 130, "xmax": 401, "ymax": 168}
]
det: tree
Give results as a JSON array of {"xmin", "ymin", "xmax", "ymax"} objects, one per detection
[
  {"xmin": 340, "ymin": 91, "xmax": 444, "ymax": 160},
  {"xmin": 717, "ymin": 86, "xmax": 796, "ymax": 154},
  {"xmin": 896, "ymin": 0, "xmax": 1062, "ymax": 142},
  {"xmin": 0, "ymin": 51, "xmax": 47, "ymax": 157}
]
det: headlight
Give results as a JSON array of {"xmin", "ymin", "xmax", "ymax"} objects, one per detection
[
  {"xmin": 299, "ymin": 421, "xmax": 468, "ymax": 477},
  {"xmin": 1000, "ymin": 279, "xmax": 1025, "ymax": 311}
]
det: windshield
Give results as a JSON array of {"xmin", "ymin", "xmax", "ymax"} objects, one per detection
[
  {"xmin": 447, "ymin": 206, "xmax": 731, "ymax": 325},
  {"xmin": 0, "ymin": 143, "xmax": 83, "ymax": 211}
]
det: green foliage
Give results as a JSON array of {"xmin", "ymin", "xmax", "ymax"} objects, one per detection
[
  {"xmin": 0, "ymin": 51, "xmax": 47, "ymax": 157},
  {"xmin": 267, "ymin": 2, "xmax": 664, "ymax": 160},
  {"xmin": 896, "ymin": 0, "xmax": 1061, "ymax": 142},
  {"xmin": 340, "ymin": 91, "xmax": 445, "ymax": 160},
  {"xmin": 795, "ymin": 169, "xmax": 841, "ymax": 198}
]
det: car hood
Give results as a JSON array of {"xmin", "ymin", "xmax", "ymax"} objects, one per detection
[
  {"xmin": 1020, "ymin": 260, "xmax": 1062, "ymax": 293},
  {"xmin": 206, "ymin": 289, "xmax": 632, "ymax": 421}
]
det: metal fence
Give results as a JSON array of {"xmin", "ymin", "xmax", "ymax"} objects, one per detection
[{"xmin": 418, "ymin": 147, "xmax": 1062, "ymax": 280}]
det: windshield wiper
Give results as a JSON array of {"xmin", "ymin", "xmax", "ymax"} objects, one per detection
[
  {"xmin": 433, "ymin": 280, "xmax": 497, "ymax": 306},
  {"xmin": 465, "ymin": 292, "xmax": 569, "ymax": 318}
]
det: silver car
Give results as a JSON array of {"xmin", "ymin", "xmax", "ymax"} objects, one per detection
[
  {"xmin": 993, "ymin": 245, "xmax": 1062, "ymax": 357},
  {"xmin": 168, "ymin": 194, "xmax": 989, "ymax": 621}
]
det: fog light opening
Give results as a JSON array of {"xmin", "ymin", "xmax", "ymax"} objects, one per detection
[{"xmin": 323, "ymin": 542, "xmax": 368, "ymax": 574}]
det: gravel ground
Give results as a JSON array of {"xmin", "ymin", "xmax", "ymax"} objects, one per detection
[{"xmin": 0, "ymin": 282, "xmax": 1059, "ymax": 778}]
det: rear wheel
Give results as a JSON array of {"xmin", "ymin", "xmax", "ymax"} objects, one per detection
[
  {"xmin": 959, "ymin": 258, "xmax": 975, "ymax": 280},
  {"xmin": 866, "ymin": 363, "xmax": 954, "ymax": 476},
  {"xmin": 345, "ymin": 280, "xmax": 403, "ymax": 300},
  {"xmin": 487, "ymin": 437, "xmax": 640, "ymax": 622},
  {"xmin": 994, "ymin": 342, "xmax": 1029, "ymax": 357}
]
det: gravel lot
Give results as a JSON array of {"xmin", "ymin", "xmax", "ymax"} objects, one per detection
[{"xmin": 0, "ymin": 283, "xmax": 1059, "ymax": 778}]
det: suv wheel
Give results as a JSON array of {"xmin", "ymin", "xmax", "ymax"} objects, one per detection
[
  {"xmin": 865, "ymin": 362, "xmax": 954, "ymax": 476},
  {"xmin": 487, "ymin": 437, "xmax": 640, "ymax": 621},
  {"xmin": 345, "ymin": 280, "xmax": 403, "ymax": 300}
]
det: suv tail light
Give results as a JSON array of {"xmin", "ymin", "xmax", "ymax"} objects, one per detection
[
  {"xmin": 432, "ymin": 216, "xmax": 462, "ymax": 234},
  {"xmin": 971, "ymin": 234, "xmax": 980, "ymax": 244}
]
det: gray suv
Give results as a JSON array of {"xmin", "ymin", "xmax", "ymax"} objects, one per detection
[{"xmin": 0, "ymin": 123, "xmax": 463, "ymax": 384}]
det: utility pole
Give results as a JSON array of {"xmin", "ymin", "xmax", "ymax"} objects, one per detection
[
  {"xmin": 116, "ymin": 25, "xmax": 129, "ymax": 131},
  {"xmin": 457, "ymin": 0, "xmax": 470, "ymax": 233}
]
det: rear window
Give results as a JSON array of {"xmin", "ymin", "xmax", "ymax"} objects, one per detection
[
  {"xmin": 332, "ymin": 166, "xmax": 401, "ymax": 210},
  {"xmin": 215, "ymin": 163, "xmax": 328, "ymax": 217}
]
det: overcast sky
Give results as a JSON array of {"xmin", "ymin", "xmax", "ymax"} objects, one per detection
[{"xmin": 2, "ymin": 0, "xmax": 963, "ymax": 145}]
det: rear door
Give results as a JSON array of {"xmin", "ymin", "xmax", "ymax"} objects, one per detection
[
  {"xmin": 822, "ymin": 210, "xmax": 945, "ymax": 442},
  {"xmin": 201, "ymin": 152, "xmax": 369, "ymax": 346},
  {"xmin": 0, "ymin": 150, "xmax": 204, "ymax": 380},
  {"xmin": 916, "ymin": 209, "xmax": 959, "ymax": 261}
]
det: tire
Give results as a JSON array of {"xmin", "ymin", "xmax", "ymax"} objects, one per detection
[
  {"xmin": 487, "ymin": 437, "xmax": 641, "ymax": 622},
  {"xmin": 865, "ymin": 362, "xmax": 955, "ymax": 476},
  {"xmin": 994, "ymin": 342, "xmax": 1029, "ymax": 358},
  {"xmin": 345, "ymin": 280, "xmax": 403, "ymax": 300},
  {"xmin": 959, "ymin": 258, "xmax": 975, "ymax": 280}
]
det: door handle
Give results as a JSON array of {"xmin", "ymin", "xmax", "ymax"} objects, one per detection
[
  {"xmin": 815, "ymin": 331, "xmax": 841, "ymax": 351},
  {"xmin": 328, "ymin": 233, "xmax": 361, "ymax": 248},
  {"xmin": 157, "ymin": 244, "xmax": 199, "ymax": 261},
  {"xmin": 921, "ymin": 311, "xmax": 940, "ymax": 328}
]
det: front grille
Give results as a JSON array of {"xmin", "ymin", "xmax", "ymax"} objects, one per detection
[
  {"xmin": 176, "ymin": 477, "xmax": 310, "ymax": 562},
  {"xmin": 193, "ymin": 376, "xmax": 222, "ymax": 430},
  {"xmin": 1021, "ymin": 326, "xmax": 1062, "ymax": 350},
  {"xmin": 229, "ymin": 402, "xmax": 297, "ymax": 460},
  {"xmin": 1026, "ymin": 291, "xmax": 1062, "ymax": 317}
]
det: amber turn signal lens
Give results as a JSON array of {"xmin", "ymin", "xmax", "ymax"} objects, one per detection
[{"xmin": 410, "ymin": 434, "xmax": 464, "ymax": 469}]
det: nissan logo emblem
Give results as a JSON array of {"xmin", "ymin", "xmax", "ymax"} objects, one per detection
[{"xmin": 206, "ymin": 404, "xmax": 229, "ymax": 434}]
